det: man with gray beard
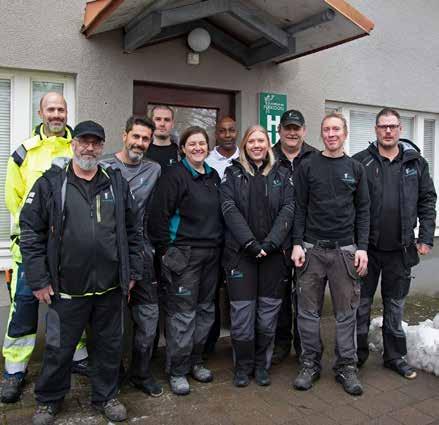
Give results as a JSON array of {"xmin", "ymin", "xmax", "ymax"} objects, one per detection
[
  {"xmin": 102, "ymin": 116, "xmax": 162, "ymax": 397},
  {"xmin": 19, "ymin": 121, "xmax": 143, "ymax": 424}
]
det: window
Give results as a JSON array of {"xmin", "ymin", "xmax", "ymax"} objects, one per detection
[
  {"xmin": 326, "ymin": 101, "xmax": 439, "ymax": 233},
  {"xmin": 0, "ymin": 79, "xmax": 11, "ymax": 242},
  {"xmin": 31, "ymin": 81, "xmax": 64, "ymax": 129},
  {"xmin": 0, "ymin": 68, "xmax": 75, "ymax": 268}
]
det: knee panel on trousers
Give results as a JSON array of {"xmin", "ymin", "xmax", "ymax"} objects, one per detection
[{"xmin": 230, "ymin": 300, "xmax": 256, "ymax": 341}]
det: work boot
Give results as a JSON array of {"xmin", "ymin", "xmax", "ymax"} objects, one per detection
[
  {"xmin": 169, "ymin": 375, "xmax": 190, "ymax": 395},
  {"xmin": 293, "ymin": 361, "xmax": 320, "ymax": 391},
  {"xmin": 233, "ymin": 370, "xmax": 250, "ymax": 387},
  {"xmin": 71, "ymin": 358, "xmax": 89, "ymax": 377},
  {"xmin": 384, "ymin": 358, "xmax": 417, "ymax": 380},
  {"xmin": 335, "ymin": 365, "xmax": 363, "ymax": 396},
  {"xmin": 1, "ymin": 371, "xmax": 26, "ymax": 403},
  {"xmin": 271, "ymin": 345, "xmax": 291, "ymax": 365},
  {"xmin": 131, "ymin": 376, "xmax": 164, "ymax": 397},
  {"xmin": 254, "ymin": 368, "xmax": 271, "ymax": 386},
  {"xmin": 191, "ymin": 364, "xmax": 213, "ymax": 383},
  {"xmin": 92, "ymin": 398, "xmax": 127, "ymax": 422},
  {"xmin": 32, "ymin": 401, "xmax": 62, "ymax": 425}
]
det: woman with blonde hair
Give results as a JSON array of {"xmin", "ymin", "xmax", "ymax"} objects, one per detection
[{"xmin": 220, "ymin": 125, "xmax": 295, "ymax": 387}]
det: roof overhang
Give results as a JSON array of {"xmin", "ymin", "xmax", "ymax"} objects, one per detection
[{"xmin": 82, "ymin": 0, "xmax": 374, "ymax": 67}]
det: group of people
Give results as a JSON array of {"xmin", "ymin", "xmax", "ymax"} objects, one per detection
[{"xmin": 0, "ymin": 92, "xmax": 436, "ymax": 425}]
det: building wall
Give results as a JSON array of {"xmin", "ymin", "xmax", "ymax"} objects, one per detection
[
  {"xmin": 0, "ymin": 0, "xmax": 438, "ymax": 289},
  {"xmin": 1, "ymin": 1, "xmax": 437, "ymax": 148}
]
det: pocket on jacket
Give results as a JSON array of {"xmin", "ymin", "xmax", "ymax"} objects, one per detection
[{"xmin": 162, "ymin": 246, "xmax": 191, "ymax": 275}]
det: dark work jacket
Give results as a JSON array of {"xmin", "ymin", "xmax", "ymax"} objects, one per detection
[
  {"xmin": 272, "ymin": 141, "xmax": 318, "ymax": 180},
  {"xmin": 353, "ymin": 139, "xmax": 437, "ymax": 249},
  {"xmin": 220, "ymin": 160, "xmax": 295, "ymax": 269},
  {"xmin": 19, "ymin": 158, "xmax": 143, "ymax": 296},
  {"xmin": 148, "ymin": 158, "xmax": 223, "ymax": 253}
]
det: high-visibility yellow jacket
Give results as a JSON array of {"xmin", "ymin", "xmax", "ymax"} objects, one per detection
[{"xmin": 5, "ymin": 124, "xmax": 73, "ymax": 261}]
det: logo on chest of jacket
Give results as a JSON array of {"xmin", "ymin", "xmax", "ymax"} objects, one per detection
[
  {"xmin": 102, "ymin": 191, "xmax": 114, "ymax": 202},
  {"xmin": 341, "ymin": 173, "xmax": 356, "ymax": 184},
  {"xmin": 272, "ymin": 179, "xmax": 282, "ymax": 187},
  {"xmin": 405, "ymin": 168, "xmax": 417, "ymax": 177},
  {"xmin": 176, "ymin": 286, "xmax": 192, "ymax": 296}
]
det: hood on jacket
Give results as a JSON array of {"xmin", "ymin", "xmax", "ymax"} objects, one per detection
[{"xmin": 368, "ymin": 138, "xmax": 420, "ymax": 163}]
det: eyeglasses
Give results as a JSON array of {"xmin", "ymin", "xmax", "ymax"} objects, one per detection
[
  {"xmin": 77, "ymin": 139, "xmax": 104, "ymax": 148},
  {"xmin": 376, "ymin": 124, "xmax": 400, "ymax": 131}
]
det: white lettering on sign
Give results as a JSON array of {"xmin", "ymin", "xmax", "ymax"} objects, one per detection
[{"xmin": 267, "ymin": 115, "xmax": 280, "ymax": 131}]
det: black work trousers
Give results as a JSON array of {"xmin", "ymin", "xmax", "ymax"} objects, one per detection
[
  {"xmin": 356, "ymin": 247, "xmax": 411, "ymax": 365},
  {"xmin": 274, "ymin": 268, "xmax": 301, "ymax": 355},
  {"xmin": 226, "ymin": 252, "xmax": 288, "ymax": 374},
  {"xmin": 161, "ymin": 246, "xmax": 220, "ymax": 376},
  {"xmin": 129, "ymin": 254, "xmax": 159, "ymax": 385},
  {"xmin": 35, "ymin": 288, "xmax": 123, "ymax": 404},
  {"xmin": 297, "ymin": 245, "xmax": 360, "ymax": 370}
]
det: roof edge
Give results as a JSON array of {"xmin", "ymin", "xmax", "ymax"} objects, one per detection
[
  {"xmin": 81, "ymin": 0, "xmax": 125, "ymax": 37},
  {"xmin": 324, "ymin": 0, "xmax": 374, "ymax": 33}
]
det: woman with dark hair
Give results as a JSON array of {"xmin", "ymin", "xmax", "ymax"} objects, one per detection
[
  {"xmin": 220, "ymin": 125, "xmax": 295, "ymax": 387},
  {"xmin": 148, "ymin": 126, "xmax": 223, "ymax": 395}
]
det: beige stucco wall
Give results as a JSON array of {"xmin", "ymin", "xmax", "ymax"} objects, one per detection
[
  {"xmin": 0, "ymin": 1, "xmax": 438, "ymax": 148},
  {"xmin": 0, "ymin": 0, "xmax": 438, "ymax": 291}
]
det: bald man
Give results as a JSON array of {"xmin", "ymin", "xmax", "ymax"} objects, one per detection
[
  {"xmin": 1, "ymin": 93, "xmax": 88, "ymax": 404},
  {"xmin": 206, "ymin": 117, "xmax": 239, "ymax": 179}
]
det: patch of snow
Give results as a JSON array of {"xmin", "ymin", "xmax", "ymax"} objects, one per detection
[{"xmin": 368, "ymin": 314, "xmax": 439, "ymax": 376}]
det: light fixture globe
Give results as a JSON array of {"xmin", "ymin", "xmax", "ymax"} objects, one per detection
[{"xmin": 187, "ymin": 28, "xmax": 211, "ymax": 53}]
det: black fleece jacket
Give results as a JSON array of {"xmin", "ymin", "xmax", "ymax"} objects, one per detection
[
  {"xmin": 148, "ymin": 158, "xmax": 223, "ymax": 252},
  {"xmin": 353, "ymin": 139, "xmax": 437, "ymax": 247}
]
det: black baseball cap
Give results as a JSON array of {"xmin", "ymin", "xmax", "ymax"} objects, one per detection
[
  {"xmin": 72, "ymin": 120, "xmax": 105, "ymax": 141},
  {"xmin": 280, "ymin": 109, "xmax": 305, "ymax": 127}
]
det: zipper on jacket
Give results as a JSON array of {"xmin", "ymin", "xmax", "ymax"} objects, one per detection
[
  {"xmin": 96, "ymin": 195, "xmax": 101, "ymax": 223},
  {"xmin": 90, "ymin": 202, "xmax": 97, "ymax": 293}
]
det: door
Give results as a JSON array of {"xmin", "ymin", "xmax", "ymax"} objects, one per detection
[{"xmin": 133, "ymin": 82, "xmax": 236, "ymax": 149}]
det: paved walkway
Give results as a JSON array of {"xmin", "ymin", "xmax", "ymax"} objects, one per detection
[{"xmin": 2, "ymin": 315, "xmax": 439, "ymax": 424}]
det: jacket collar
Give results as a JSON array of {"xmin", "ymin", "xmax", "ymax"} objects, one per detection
[
  {"xmin": 181, "ymin": 157, "xmax": 213, "ymax": 178},
  {"xmin": 368, "ymin": 138, "xmax": 420, "ymax": 163}
]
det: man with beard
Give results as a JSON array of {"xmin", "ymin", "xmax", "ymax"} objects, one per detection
[
  {"xmin": 146, "ymin": 105, "xmax": 179, "ymax": 173},
  {"xmin": 20, "ymin": 120, "xmax": 143, "ymax": 424},
  {"xmin": 102, "ymin": 116, "xmax": 162, "ymax": 396},
  {"xmin": 271, "ymin": 110, "xmax": 318, "ymax": 364},
  {"xmin": 1, "ymin": 93, "xmax": 89, "ymax": 405}
]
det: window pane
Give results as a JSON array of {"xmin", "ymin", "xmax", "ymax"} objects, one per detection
[
  {"xmin": 147, "ymin": 104, "xmax": 218, "ymax": 149},
  {"xmin": 424, "ymin": 119, "xmax": 435, "ymax": 175},
  {"xmin": 32, "ymin": 81, "xmax": 63, "ymax": 129},
  {"xmin": 400, "ymin": 116, "xmax": 414, "ymax": 141},
  {"xmin": 349, "ymin": 110, "xmax": 376, "ymax": 155},
  {"xmin": 0, "ymin": 79, "xmax": 11, "ymax": 239}
]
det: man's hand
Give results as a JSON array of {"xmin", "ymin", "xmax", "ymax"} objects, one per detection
[
  {"xmin": 128, "ymin": 279, "xmax": 136, "ymax": 303},
  {"xmin": 33, "ymin": 285, "xmax": 54, "ymax": 304},
  {"xmin": 417, "ymin": 243, "xmax": 431, "ymax": 255},
  {"xmin": 256, "ymin": 249, "xmax": 267, "ymax": 259},
  {"xmin": 355, "ymin": 250, "xmax": 368, "ymax": 277},
  {"xmin": 291, "ymin": 245, "xmax": 306, "ymax": 268}
]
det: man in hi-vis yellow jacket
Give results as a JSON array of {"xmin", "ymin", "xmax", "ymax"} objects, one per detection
[{"xmin": 1, "ymin": 92, "xmax": 88, "ymax": 404}]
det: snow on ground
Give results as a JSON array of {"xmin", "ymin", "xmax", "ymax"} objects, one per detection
[{"xmin": 368, "ymin": 313, "xmax": 439, "ymax": 375}]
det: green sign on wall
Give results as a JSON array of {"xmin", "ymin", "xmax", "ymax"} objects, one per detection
[{"xmin": 259, "ymin": 92, "xmax": 287, "ymax": 144}]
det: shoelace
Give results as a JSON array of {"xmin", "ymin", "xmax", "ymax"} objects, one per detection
[{"xmin": 104, "ymin": 398, "xmax": 120, "ymax": 408}]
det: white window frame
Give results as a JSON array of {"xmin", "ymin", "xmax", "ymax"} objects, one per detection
[
  {"xmin": 0, "ymin": 68, "xmax": 76, "ymax": 269},
  {"xmin": 326, "ymin": 101, "xmax": 439, "ymax": 236}
]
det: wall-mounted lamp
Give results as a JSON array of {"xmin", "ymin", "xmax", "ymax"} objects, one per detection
[{"xmin": 187, "ymin": 28, "xmax": 211, "ymax": 65}]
